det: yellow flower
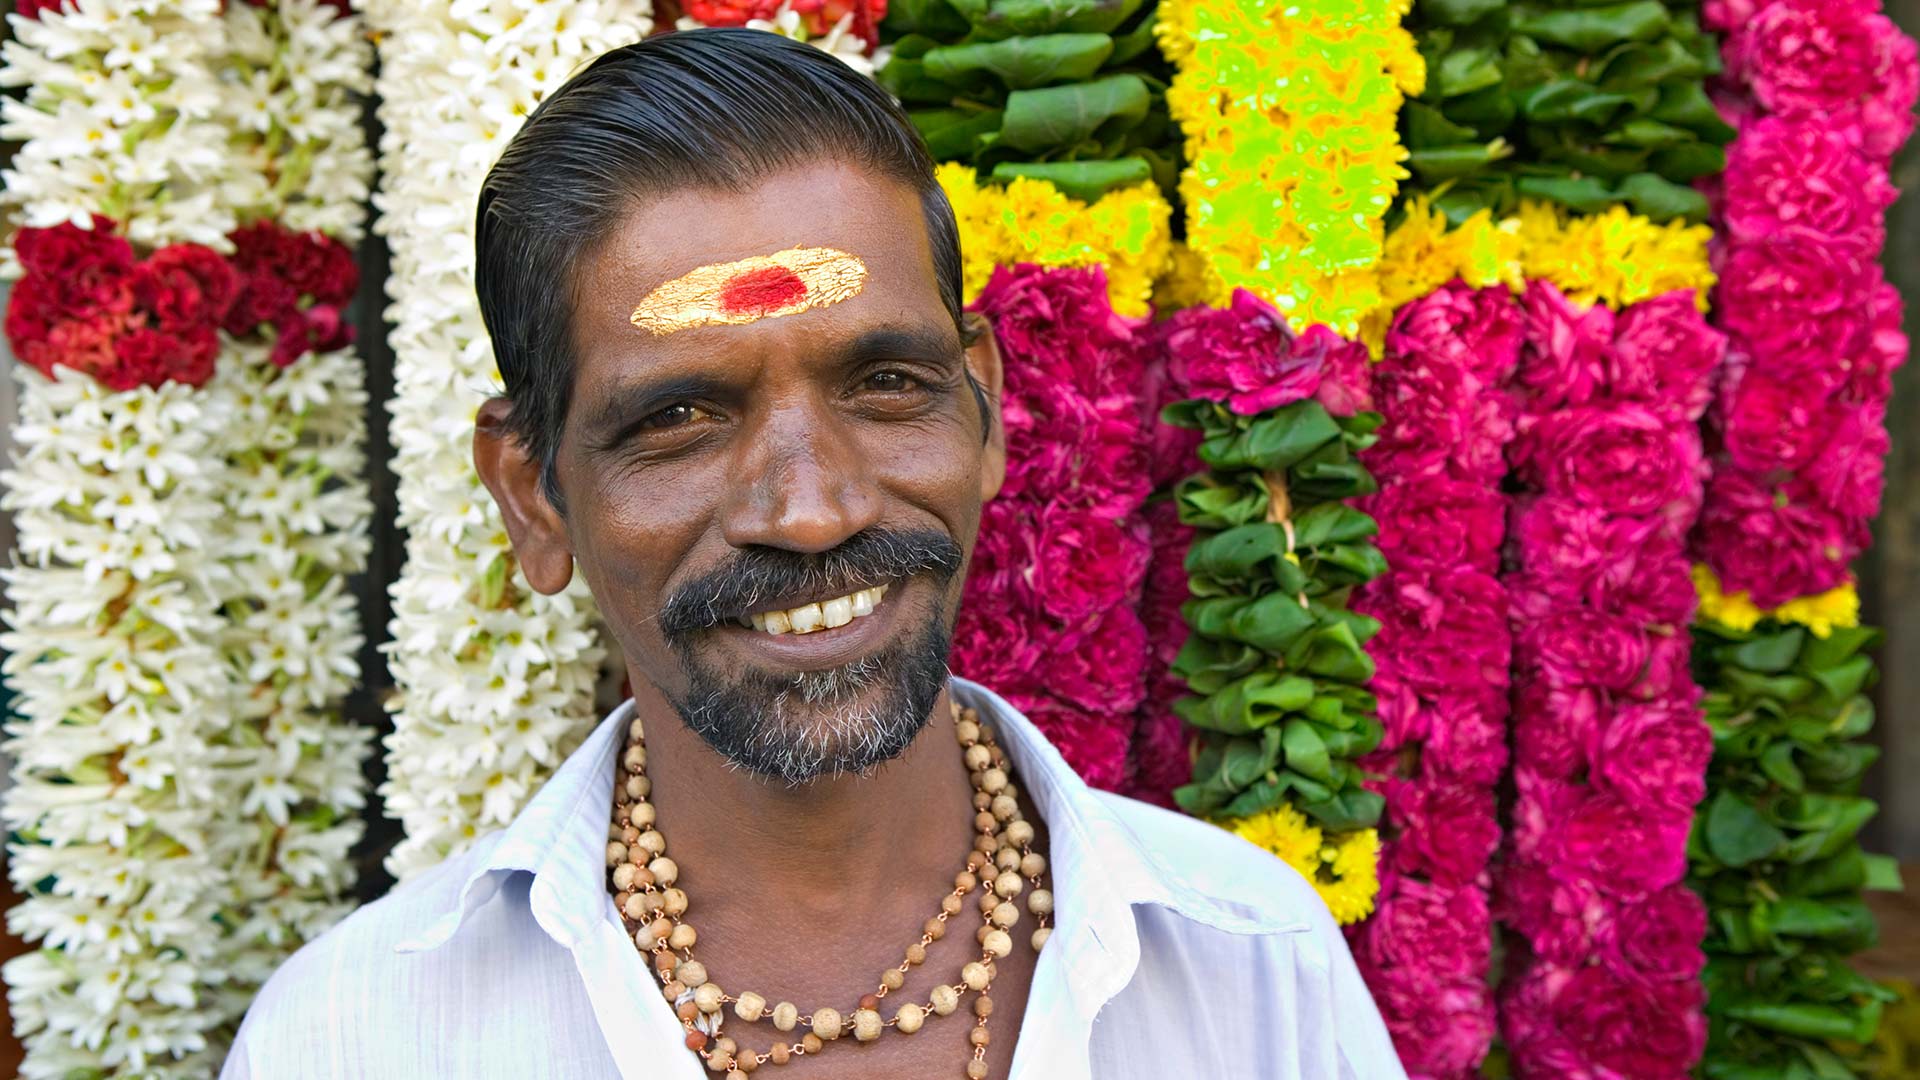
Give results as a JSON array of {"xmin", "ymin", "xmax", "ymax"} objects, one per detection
[
  {"xmin": 1692, "ymin": 564, "xmax": 1860, "ymax": 638},
  {"xmin": 1517, "ymin": 201, "xmax": 1714, "ymax": 310},
  {"xmin": 935, "ymin": 164, "xmax": 1172, "ymax": 317},
  {"xmin": 1223, "ymin": 809, "xmax": 1380, "ymax": 926}
]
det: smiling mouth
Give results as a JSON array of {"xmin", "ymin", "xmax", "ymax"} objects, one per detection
[{"xmin": 735, "ymin": 583, "xmax": 891, "ymax": 636}]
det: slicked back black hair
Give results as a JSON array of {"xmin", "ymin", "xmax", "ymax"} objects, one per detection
[{"xmin": 474, "ymin": 29, "xmax": 973, "ymax": 510}]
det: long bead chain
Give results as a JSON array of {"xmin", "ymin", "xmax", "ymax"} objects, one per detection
[{"xmin": 606, "ymin": 701, "xmax": 1050, "ymax": 1079}]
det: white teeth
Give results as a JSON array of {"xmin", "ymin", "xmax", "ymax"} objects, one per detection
[
  {"xmin": 746, "ymin": 585, "xmax": 890, "ymax": 635},
  {"xmin": 788, "ymin": 602, "xmax": 824, "ymax": 634},
  {"xmin": 822, "ymin": 596, "xmax": 853, "ymax": 628}
]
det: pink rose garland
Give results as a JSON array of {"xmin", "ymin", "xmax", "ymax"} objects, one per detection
[
  {"xmin": 1496, "ymin": 281, "xmax": 1724, "ymax": 1079},
  {"xmin": 1693, "ymin": 0, "xmax": 1916, "ymax": 607},
  {"xmin": 1344, "ymin": 281, "xmax": 1520, "ymax": 1078},
  {"xmin": 950, "ymin": 264, "xmax": 1155, "ymax": 790}
]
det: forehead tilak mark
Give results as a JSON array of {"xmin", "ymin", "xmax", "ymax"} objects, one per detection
[{"xmin": 629, "ymin": 246, "xmax": 868, "ymax": 336}]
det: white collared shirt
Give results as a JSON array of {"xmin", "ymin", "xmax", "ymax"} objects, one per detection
[{"xmin": 223, "ymin": 678, "xmax": 1407, "ymax": 1079}]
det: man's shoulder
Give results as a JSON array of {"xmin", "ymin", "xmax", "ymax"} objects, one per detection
[{"xmin": 1090, "ymin": 790, "xmax": 1343, "ymax": 937}]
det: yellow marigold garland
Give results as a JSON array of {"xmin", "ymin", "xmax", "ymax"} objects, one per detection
[
  {"xmin": 1227, "ymin": 805, "xmax": 1381, "ymax": 925},
  {"xmin": 1514, "ymin": 201, "xmax": 1715, "ymax": 311},
  {"xmin": 1160, "ymin": 0, "xmax": 1424, "ymax": 337},
  {"xmin": 936, "ymin": 163, "xmax": 1172, "ymax": 318},
  {"xmin": 1692, "ymin": 563, "xmax": 1861, "ymax": 639}
]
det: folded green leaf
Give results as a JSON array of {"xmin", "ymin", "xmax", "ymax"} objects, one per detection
[
  {"xmin": 990, "ymin": 156, "xmax": 1151, "ymax": 200},
  {"xmin": 1705, "ymin": 790, "xmax": 1788, "ymax": 868},
  {"xmin": 923, "ymin": 33, "xmax": 1115, "ymax": 89},
  {"xmin": 1511, "ymin": 0, "xmax": 1670, "ymax": 51},
  {"xmin": 997, "ymin": 73, "xmax": 1149, "ymax": 154}
]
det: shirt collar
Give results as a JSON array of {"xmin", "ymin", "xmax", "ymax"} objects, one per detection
[{"xmin": 396, "ymin": 677, "xmax": 1300, "ymax": 975}]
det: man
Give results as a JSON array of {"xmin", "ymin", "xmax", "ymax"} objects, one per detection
[{"xmin": 225, "ymin": 29, "xmax": 1404, "ymax": 1080}]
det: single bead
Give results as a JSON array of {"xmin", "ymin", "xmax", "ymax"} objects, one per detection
[
  {"xmin": 628, "ymin": 775, "xmax": 651, "ymax": 800},
  {"xmin": 975, "ymin": 995, "xmax": 994, "ymax": 1018},
  {"xmin": 662, "ymin": 887, "xmax": 689, "ymax": 917},
  {"xmin": 990, "ymin": 794, "xmax": 1018, "ymax": 821},
  {"xmin": 906, "ymin": 943, "xmax": 927, "ymax": 966},
  {"xmin": 941, "ymin": 894, "xmax": 964, "ymax": 916},
  {"xmin": 649, "ymin": 856, "xmax": 679, "ymax": 886},
  {"xmin": 623, "ymin": 745, "xmax": 646, "ymax": 773},
  {"xmin": 969, "ymin": 1027, "xmax": 991, "ymax": 1048},
  {"xmin": 966, "ymin": 1058, "xmax": 989, "ymax": 1080},
  {"xmin": 654, "ymin": 950, "xmax": 678, "ymax": 977},
  {"xmin": 853, "ymin": 1008, "xmax": 883, "ymax": 1042},
  {"xmin": 858, "ymin": 993, "xmax": 881, "ymax": 1012},
  {"xmin": 716, "ymin": 1037, "xmax": 737, "ymax": 1059},
  {"xmin": 629, "ymin": 802, "xmax": 657, "ymax": 829},
  {"xmin": 1020, "ymin": 852, "xmax": 1046, "ymax": 878},
  {"xmin": 769, "ymin": 1044, "xmax": 790, "ymax": 1065},
  {"xmin": 956, "ymin": 719, "xmax": 980, "ymax": 745},
  {"xmin": 637, "ymin": 830, "xmax": 668, "ymax": 857},
  {"xmin": 974, "ymin": 811, "xmax": 998, "ymax": 834},
  {"xmin": 961, "ymin": 962, "xmax": 991, "ymax": 991},
  {"xmin": 612, "ymin": 864, "xmax": 639, "ymax": 892},
  {"xmin": 772, "ymin": 1002, "xmax": 799, "ymax": 1032},
  {"xmin": 982, "ymin": 929, "xmax": 1013, "ymax": 958},
  {"xmin": 677, "ymin": 960, "xmax": 708, "ymax": 988},
  {"xmin": 994, "ymin": 848, "xmax": 1020, "ymax": 873},
  {"xmin": 975, "ymin": 924, "xmax": 992, "ymax": 946},
  {"xmin": 930, "ymin": 984, "xmax": 960, "ymax": 1016},
  {"xmin": 973, "ymin": 833, "xmax": 997, "ymax": 855},
  {"xmin": 972, "ymin": 791, "xmax": 992, "ymax": 812},
  {"xmin": 735, "ymin": 1049, "xmax": 759, "ymax": 1073},
  {"xmin": 1028, "ymin": 889, "xmax": 1053, "ymax": 916},
  {"xmin": 734, "ymin": 991, "xmax": 766, "ymax": 1022},
  {"xmin": 631, "ymin": 865, "xmax": 658, "ymax": 890},
  {"xmin": 880, "ymin": 968, "xmax": 905, "ymax": 991},
  {"xmin": 977, "ymin": 891, "xmax": 997, "ymax": 915},
  {"xmin": 685, "ymin": 1030, "xmax": 708, "ymax": 1052},
  {"xmin": 963, "ymin": 744, "xmax": 992, "ymax": 771},
  {"xmin": 623, "ymin": 828, "xmax": 643, "ymax": 852},
  {"xmin": 639, "ymin": 916, "xmax": 672, "ymax": 949},
  {"xmin": 677, "ymin": 999, "xmax": 700, "ymax": 1023},
  {"xmin": 895, "ymin": 1001, "xmax": 926, "ymax": 1034},
  {"xmin": 663, "ymin": 979, "xmax": 687, "ymax": 1001},
  {"xmin": 1005, "ymin": 821, "xmax": 1035, "ymax": 847},
  {"xmin": 668, "ymin": 923, "xmax": 697, "ymax": 951},
  {"xmin": 623, "ymin": 893, "xmax": 650, "ymax": 921},
  {"xmin": 954, "ymin": 870, "xmax": 978, "ymax": 892},
  {"xmin": 966, "ymin": 850, "xmax": 990, "ymax": 873},
  {"xmin": 994, "ymin": 872, "xmax": 1023, "ymax": 898},
  {"xmin": 606, "ymin": 841, "xmax": 628, "ymax": 867},
  {"xmin": 979, "ymin": 768, "xmax": 1008, "ymax": 794},
  {"xmin": 812, "ymin": 1007, "xmax": 843, "ymax": 1041},
  {"xmin": 641, "ymin": 891, "xmax": 665, "ymax": 916},
  {"xmin": 609, "ymin": 821, "xmax": 625, "ymax": 842},
  {"xmin": 705, "ymin": 1048, "xmax": 730, "ymax": 1073},
  {"xmin": 801, "ymin": 1034, "xmax": 823, "ymax": 1055},
  {"xmin": 694, "ymin": 983, "xmax": 724, "ymax": 1013},
  {"xmin": 924, "ymin": 917, "xmax": 946, "ymax": 941},
  {"xmin": 991, "ymin": 902, "xmax": 1019, "ymax": 928},
  {"xmin": 1031, "ymin": 927, "xmax": 1051, "ymax": 951}
]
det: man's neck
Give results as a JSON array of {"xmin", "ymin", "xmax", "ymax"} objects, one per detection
[{"xmin": 624, "ymin": 680, "xmax": 979, "ymax": 925}]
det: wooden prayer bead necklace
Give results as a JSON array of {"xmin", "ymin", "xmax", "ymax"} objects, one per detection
[{"xmin": 607, "ymin": 700, "xmax": 1052, "ymax": 1079}]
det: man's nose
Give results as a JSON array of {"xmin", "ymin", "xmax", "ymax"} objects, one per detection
[{"xmin": 718, "ymin": 404, "xmax": 884, "ymax": 553}]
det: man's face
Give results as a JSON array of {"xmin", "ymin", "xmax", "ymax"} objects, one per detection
[{"xmin": 476, "ymin": 161, "xmax": 1004, "ymax": 784}]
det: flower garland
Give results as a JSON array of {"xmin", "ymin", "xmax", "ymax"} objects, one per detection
[
  {"xmin": 1683, "ymin": 0, "xmax": 1915, "ymax": 1073},
  {"xmin": 1398, "ymin": 0, "xmax": 1734, "ymax": 224},
  {"xmin": 1344, "ymin": 281, "xmax": 1521, "ymax": 1077},
  {"xmin": 1156, "ymin": 291, "xmax": 1387, "ymax": 925},
  {"xmin": 1158, "ymin": 0, "xmax": 1423, "ymax": 336},
  {"xmin": 937, "ymin": 164, "xmax": 1172, "ymax": 318},
  {"xmin": 1496, "ymin": 280, "xmax": 1724, "ymax": 1078},
  {"xmin": 950, "ymin": 264, "xmax": 1155, "ymax": 790},
  {"xmin": 675, "ymin": 0, "xmax": 885, "ymax": 73},
  {"xmin": 365, "ymin": 0, "xmax": 652, "ymax": 880},
  {"xmin": 878, "ymin": 0, "xmax": 1171, "ymax": 204},
  {"xmin": 0, "ymin": 1, "xmax": 374, "ymax": 1073}
]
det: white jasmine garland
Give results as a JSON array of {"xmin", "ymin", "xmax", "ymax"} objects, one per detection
[
  {"xmin": 365, "ymin": 0, "xmax": 651, "ymax": 880},
  {"xmin": 0, "ymin": 0, "xmax": 375, "ymax": 1074}
]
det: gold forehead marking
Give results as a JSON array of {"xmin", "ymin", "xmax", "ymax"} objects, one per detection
[{"xmin": 629, "ymin": 246, "xmax": 868, "ymax": 335}]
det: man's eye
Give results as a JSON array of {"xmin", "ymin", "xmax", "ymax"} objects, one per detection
[
  {"xmin": 640, "ymin": 403, "xmax": 711, "ymax": 430},
  {"xmin": 864, "ymin": 370, "xmax": 917, "ymax": 393}
]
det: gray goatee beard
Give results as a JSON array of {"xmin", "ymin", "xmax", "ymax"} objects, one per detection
[{"xmin": 667, "ymin": 615, "xmax": 953, "ymax": 786}]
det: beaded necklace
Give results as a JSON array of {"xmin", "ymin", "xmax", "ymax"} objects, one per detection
[{"xmin": 607, "ymin": 700, "xmax": 1051, "ymax": 1079}]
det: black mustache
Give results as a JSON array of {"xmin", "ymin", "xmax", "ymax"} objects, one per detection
[{"xmin": 657, "ymin": 528, "xmax": 965, "ymax": 638}]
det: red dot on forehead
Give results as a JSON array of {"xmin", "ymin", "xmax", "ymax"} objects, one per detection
[{"xmin": 718, "ymin": 265, "xmax": 808, "ymax": 316}]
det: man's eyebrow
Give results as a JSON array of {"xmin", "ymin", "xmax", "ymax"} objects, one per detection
[{"xmin": 831, "ymin": 324, "xmax": 965, "ymax": 368}]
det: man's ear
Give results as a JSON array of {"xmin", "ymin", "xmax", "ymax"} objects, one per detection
[
  {"xmin": 963, "ymin": 314, "xmax": 1007, "ymax": 502},
  {"xmin": 473, "ymin": 398, "xmax": 576, "ymax": 595}
]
